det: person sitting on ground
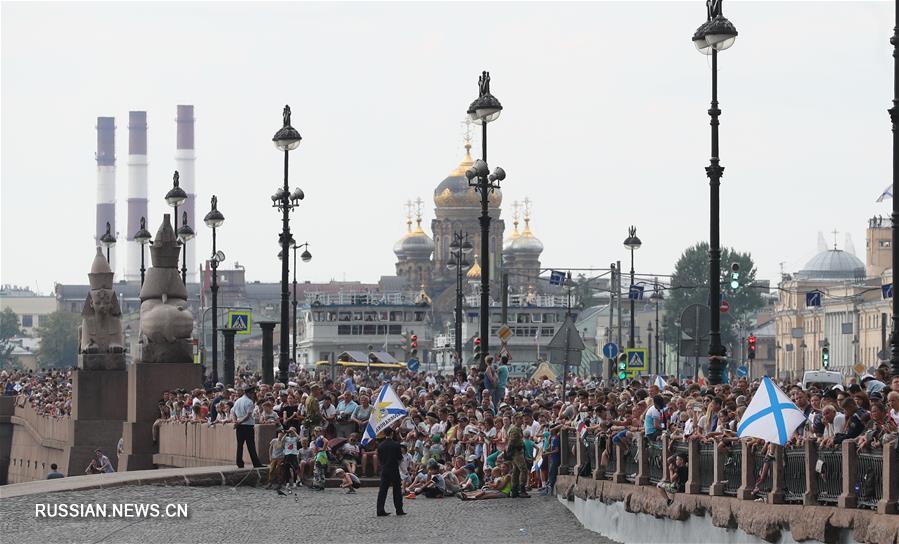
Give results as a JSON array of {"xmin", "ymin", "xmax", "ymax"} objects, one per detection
[
  {"xmin": 458, "ymin": 463, "xmax": 481, "ymax": 492},
  {"xmin": 334, "ymin": 467, "xmax": 361, "ymax": 494},
  {"xmin": 297, "ymin": 437, "xmax": 313, "ymax": 483},
  {"xmin": 340, "ymin": 433, "xmax": 362, "ymax": 474},
  {"xmin": 459, "ymin": 464, "xmax": 512, "ymax": 500}
]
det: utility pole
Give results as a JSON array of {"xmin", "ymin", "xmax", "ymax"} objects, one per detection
[{"xmin": 616, "ymin": 260, "xmax": 623, "ymax": 353}]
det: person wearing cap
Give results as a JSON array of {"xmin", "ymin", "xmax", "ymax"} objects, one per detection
[
  {"xmin": 304, "ymin": 383, "xmax": 322, "ymax": 439},
  {"xmin": 232, "ymin": 385, "xmax": 264, "ymax": 469},
  {"xmin": 505, "ymin": 412, "xmax": 530, "ymax": 498},
  {"xmin": 376, "ymin": 426, "xmax": 406, "ymax": 516},
  {"xmin": 861, "ymin": 373, "xmax": 887, "ymax": 394},
  {"xmin": 458, "ymin": 463, "xmax": 480, "ymax": 491}
]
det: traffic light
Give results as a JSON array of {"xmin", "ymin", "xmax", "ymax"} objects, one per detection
[
  {"xmin": 822, "ymin": 341, "xmax": 830, "ymax": 369},
  {"xmin": 400, "ymin": 330, "xmax": 410, "ymax": 359},
  {"xmin": 747, "ymin": 335, "xmax": 757, "ymax": 360},
  {"xmin": 473, "ymin": 337, "xmax": 481, "ymax": 361},
  {"xmin": 410, "ymin": 334, "xmax": 418, "ymax": 350},
  {"xmin": 617, "ymin": 353, "xmax": 628, "ymax": 380},
  {"xmin": 730, "ymin": 262, "xmax": 740, "ymax": 291}
]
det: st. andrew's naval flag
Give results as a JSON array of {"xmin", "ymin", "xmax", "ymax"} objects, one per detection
[
  {"xmin": 737, "ymin": 376, "xmax": 807, "ymax": 446},
  {"xmin": 361, "ymin": 383, "xmax": 408, "ymax": 446}
]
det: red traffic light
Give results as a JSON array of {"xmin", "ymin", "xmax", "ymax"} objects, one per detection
[
  {"xmin": 748, "ymin": 335, "xmax": 757, "ymax": 346},
  {"xmin": 474, "ymin": 337, "xmax": 481, "ymax": 345}
]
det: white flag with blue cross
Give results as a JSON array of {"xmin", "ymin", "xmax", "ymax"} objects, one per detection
[
  {"xmin": 360, "ymin": 383, "xmax": 408, "ymax": 446},
  {"xmin": 737, "ymin": 376, "xmax": 807, "ymax": 446}
]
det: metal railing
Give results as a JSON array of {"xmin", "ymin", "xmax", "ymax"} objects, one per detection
[
  {"xmin": 816, "ymin": 447, "xmax": 842, "ymax": 505},
  {"xmin": 567, "ymin": 431, "xmax": 896, "ymax": 515},
  {"xmin": 783, "ymin": 446, "xmax": 807, "ymax": 503},
  {"xmin": 723, "ymin": 444, "xmax": 741, "ymax": 496},
  {"xmin": 698, "ymin": 443, "xmax": 715, "ymax": 493},
  {"xmin": 857, "ymin": 448, "xmax": 883, "ymax": 510},
  {"xmin": 647, "ymin": 439, "xmax": 664, "ymax": 485}
]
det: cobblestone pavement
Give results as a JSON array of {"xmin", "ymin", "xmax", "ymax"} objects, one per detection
[{"xmin": 2, "ymin": 485, "xmax": 618, "ymax": 544}]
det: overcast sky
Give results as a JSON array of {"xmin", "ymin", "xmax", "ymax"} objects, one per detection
[{"xmin": 1, "ymin": 1, "xmax": 893, "ymax": 294}]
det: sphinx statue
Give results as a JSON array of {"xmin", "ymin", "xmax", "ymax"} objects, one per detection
[
  {"xmin": 139, "ymin": 214, "xmax": 194, "ymax": 363},
  {"xmin": 79, "ymin": 247, "xmax": 125, "ymax": 355}
]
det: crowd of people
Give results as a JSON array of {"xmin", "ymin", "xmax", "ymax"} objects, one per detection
[
  {"xmin": 5, "ymin": 358, "xmax": 899, "ymax": 504},
  {"xmin": 1, "ymin": 369, "xmax": 72, "ymax": 417},
  {"xmin": 150, "ymin": 359, "xmax": 899, "ymax": 503}
]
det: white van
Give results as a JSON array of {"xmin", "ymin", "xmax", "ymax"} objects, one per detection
[{"xmin": 801, "ymin": 370, "xmax": 843, "ymax": 391}]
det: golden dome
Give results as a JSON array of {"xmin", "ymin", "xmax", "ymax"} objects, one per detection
[
  {"xmin": 466, "ymin": 255, "xmax": 482, "ymax": 279},
  {"xmin": 394, "ymin": 199, "xmax": 434, "ymax": 260},
  {"xmin": 509, "ymin": 198, "xmax": 544, "ymax": 255},
  {"xmin": 503, "ymin": 200, "xmax": 522, "ymax": 251},
  {"xmin": 434, "ymin": 141, "xmax": 502, "ymax": 209}
]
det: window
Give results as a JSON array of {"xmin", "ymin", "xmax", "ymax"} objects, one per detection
[
  {"xmin": 351, "ymin": 325, "xmax": 362, "ymax": 335},
  {"xmin": 541, "ymin": 327, "xmax": 555, "ymax": 337},
  {"xmin": 380, "ymin": 312, "xmax": 389, "ymax": 321},
  {"xmin": 389, "ymin": 325, "xmax": 402, "ymax": 335},
  {"xmin": 363, "ymin": 325, "xmax": 376, "ymax": 335},
  {"xmin": 414, "ymin": 312, "xmax": 425, "ymax": 322},
  {"xmin": 337, "ymin": 325, "xmax": 351, "ymax": 335},
  {"xmin": 353, "ymin": 312, "xmax": 363, "ymax": 321},
  {"xmin": 338, "ymin": 312, "xmax": 352, "ymax": 321},
  {"xmin": 880, "ymin": 240, "xmax": 891, "ymax": 248},
  {"xmin": 21, "ymin": 315, "xmax": 33, "ymax": 328}
]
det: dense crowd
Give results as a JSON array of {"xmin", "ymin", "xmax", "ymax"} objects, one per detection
[
  {"xmin": 5, "ymin": 359, "xmax": 899, "ymax": 501},
  {"xmin": 1, "ymin": 369, "xmax": 72, "ymax": 417},
  {"xmin": 153, "ymin": 360, "xmax": 899, "ymax": 500}
]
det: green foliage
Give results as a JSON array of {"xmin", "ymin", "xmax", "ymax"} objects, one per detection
[
  {"xmin": 35, "ymin": 312, "xmax": 80, "ymax": 369},
  {"xmin": 662, "ymin": 242, "xmax": 765, "ymax": 351},
  {"xmin": 0, "ymin": 307, "xmax": 21, "ymax": 341}
]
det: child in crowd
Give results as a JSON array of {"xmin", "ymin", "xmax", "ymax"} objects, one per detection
[
  {"xmin": 334, "ymin": 468, "xmax": 361, "ymax": 494},
  {"xmin": 267, "ymin": 429, "xmax": 284, "ymax": 489},
  {"xmin": 312, "ymin": 445, "xmax": 329, "ymax": 490}
]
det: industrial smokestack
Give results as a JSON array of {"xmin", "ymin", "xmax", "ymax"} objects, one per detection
[
  {"xmin": 126, "ymin": 111, "xmax": 148, "ymax": 282},
  {"xmin": 96, "ymin": 117, "xmax": 116, "ymax": 272},
  {"xmin": 175, "ymin": 105, "xmax": 196, "ymax": 284}
]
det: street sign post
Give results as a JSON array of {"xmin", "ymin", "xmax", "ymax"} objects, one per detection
[
  {"xmin": 719, "ymin": 300, "xmax": 730, "ymax": 314},
  {"xmin": 624, "ymin": 348, "xmax": 648, "ymax": 377},
  {"xmin": 602, "ymin": 342, "xmax": 619, "ymax": 359},
  {"xmin": 736, "ymin": 365, "xmax": 748, "ymax": 377},
  {"xmin": 227, "ymin": 310, "xmax": 252, "ymax": 335},
  {"xmin": 407, "ymin": 358, "xmax": 420, "ymax": 372},
  {"xmin": 805, "ymin": 291, "xmax": 822, "ymax": 307},
  {"xmin": 497, "ymin": 324, "xmax": 513, "ymax": 343}
]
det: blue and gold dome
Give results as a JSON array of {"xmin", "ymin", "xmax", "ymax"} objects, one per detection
[{"xmin": 433, "ymin": 142, "xmax": 502, "ymax": 209}]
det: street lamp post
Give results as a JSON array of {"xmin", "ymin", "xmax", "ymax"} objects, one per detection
[
  {"xmin": 100, "ymin": 221, "xmax": 116, "ymax": 264},
  {"xmin": 165, "ymin": 171, "xmax": 188, "ymax": 279},
  {"xmin": 647, "ymin": 321, "xmax": 653, "ymax": 374},
  {"xmin": 693, "ymin": 0, "xmax": 738, "ymax": 385},
  {"xmin": 177, "ymin": 211, "xmax": 194, "ymax": 285},
  {"xmin": 650, "ymin": 278, "xmax": 664, "ymax": 375},
  {"xmin": 272, "ymin": 105, "xmax": 304, "ymax": 385},
  {"xmin": 464, "ymin": 71, "xmax": 506, "ymax": 370},
  {"xmin": 204, "ymin": 196, "xmax": 225, "ymax": 384},
  {"xmin": 890, "ymin": 0, "xmax": 899, "ymax": 378},
  {"xmin": 291, "ymin": 241, "xmax": 312, "ymax": 365},
  {"xmin": 134, "ymin": 217, "xmax": 152, "ymax": 287},
  {"xmin": 447, "ymin": 231, "xmax": 473, "ymax": 371},
  {"xmin": 623, "ymin": 226, "xmax": 641, "ymax": 349}
]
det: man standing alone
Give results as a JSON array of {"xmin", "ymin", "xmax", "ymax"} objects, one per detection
[
  {"xmin": 376, "ymin": 427, "xmax": 406, "ymax": 517},
  {"xmin": 232, "ymin": 384, "xmax": 264, "ymax": 468},
  {"xmin": 506, "ymin": 412, "xmax": 530, "ymax": 498}
]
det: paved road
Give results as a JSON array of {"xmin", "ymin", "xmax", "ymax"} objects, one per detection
[{"xmin": 2, "ymin": 485, "xmax": 618, "ymax": 544}]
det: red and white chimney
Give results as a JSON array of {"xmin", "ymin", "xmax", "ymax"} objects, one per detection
[
  {"xmin": 126, "ymin": 111, "xmax": 148, "ymax": 282},
  {"xmin": 96, "ymin": 117, "xmax": 116, "ymax": 271},
  {"xmin": 175, "ymin": 105, "xmax": 197, "ymax": 284}
]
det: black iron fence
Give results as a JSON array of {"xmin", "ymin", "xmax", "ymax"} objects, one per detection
[{"xmin": 570, "ymin": 431, "xmax": 895, "ymax": 515}]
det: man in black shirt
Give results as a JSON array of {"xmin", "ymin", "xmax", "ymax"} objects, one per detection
[{"xmin": 376, "ymin": 427, "xmax": 405, "ymax": 517}]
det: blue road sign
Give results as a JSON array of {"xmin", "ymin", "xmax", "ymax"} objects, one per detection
[
  {"xmin": 805, "ymin": 291, "xmax": 822, "ymax": 307},
  {"xmin": 549, "ymin": 270, "xmax": 566, "ymax": 286},
  {"xmin": 736, "ymin": 365, "xmax": 748, "ymax": 377},
  {"xmin": 407, "ymin": 358, "xmax": 420, "ymax": 372},
  {"xmin": 227, "ymin": 310, "xmax": 252, "ymax": 335},
  {"xmin": 628, "ymin": 284, "xmax": 645, "ymax": 300},
  {"xmin": 624, "ymin": 349, "xmax": 647, "ymax": 373},
  {"xmin": 883, "ymin": 283, "xmax": 893, "ymax": 299},
  {"xmin": 602, "ymin": 342, "xmax": 620, "ymax": 359}
]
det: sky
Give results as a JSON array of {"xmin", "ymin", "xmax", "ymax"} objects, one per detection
[{"xmin": 0, "ymin": 1, "xmax": 893, "ymax": 295}]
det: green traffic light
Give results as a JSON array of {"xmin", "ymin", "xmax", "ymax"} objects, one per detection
[
  {"xmin": 730, "ymin": 280, "xmax": 739, "ymax": 290},
  {"xmin": 618, "ymin": 371, "xmax": 627, "ymax": 380}
]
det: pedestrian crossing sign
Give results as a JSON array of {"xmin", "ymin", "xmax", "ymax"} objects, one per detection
[
  {"xmin": 624, "ymin": 348, "xmax": 648, "ymax": 375},
  {"xmin": 227, "ymin": 311, "xmax": 252, "ymax": 335}
]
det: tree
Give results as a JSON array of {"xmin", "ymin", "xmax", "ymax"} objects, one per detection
[
  {"xmin": 0, "ymin": 307, "xmax": 22, "ymax": 368},
  {"xmin": 35, "ymin": 311, "xmax": 80, "ymax": 369},
  {"xmin": 662, "ymin": 242, "xmax": 765, "ymax": 356}
]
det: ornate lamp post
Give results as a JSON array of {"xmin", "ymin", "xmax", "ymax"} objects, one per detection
[
  {"xmin": 623, "ymin": 226, "xmax": 642, "ymax": 349},
  {"xmin": 177, "ymin": 211, "xmax": 194, "ymax": 284},
  {"xmin": 447, "ymin": 231, "xmax": 473, "ymax": 370},
  {"xmin": 204, "ymin": 196, "xmax": 225, "ymax": 383},
  {"xmin": 291, "ymin": 240, "xmax": 312, "ymax": 365},
  {"xmin": 464, "ymin": 71, "xmax": 507, "ymax": 370},
  {"xmin": 100, "ymin": 222, "xmax": 116, "ymax": 264},
  {"xmin": 693, "ymin": 0, "xmax": 738, "ymax": 385},
  {"xmin": 890, "ymin": 0, "xmax": 899, "ymax": 378},
  {"xmin": 650, "ymin": 278, "xmax": 664, "ymax": 374},
  {"xmin": 165, "ymin": 170, "xmax": 188, "ymax": 280},
  {"xmin": 272, "ymin": 105, "xmax": 304, "ymax": 385},
  {"xmin": 134, "ymin": 217, "xmax": 152, "ymax": 287}
]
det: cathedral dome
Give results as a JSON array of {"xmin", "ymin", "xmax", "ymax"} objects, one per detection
[
  {"xmin": 508, "ymin": 205, "xmax": 543, "ymax": 256},
  {"xmin": 400, "ymin": 221, "xmax": 434, "ymax": 260},
  {"xmin": 466, "ymin": 255, "xmax": 482, "ymax": 280},
  {"xmin": 796, "ymin": 249, "xmax": 864, "ymax": 281},
  {"xmin": 503, "ymin": 202, "xmax": 521, "ymax": 252},
  {"xmin": 434, "ymin": 142, "xmax": 502, "ymax": 209}
]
